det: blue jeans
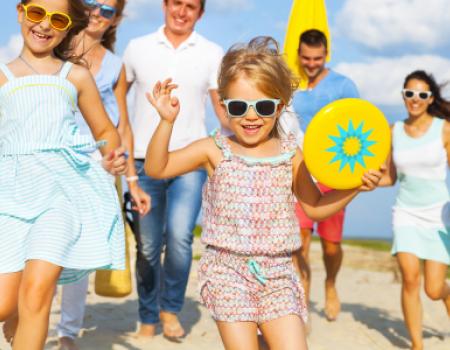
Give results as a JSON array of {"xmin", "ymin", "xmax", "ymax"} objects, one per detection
[{"xmin": 133, "ymin": 160, "xmax": 206, "ymax": 324}]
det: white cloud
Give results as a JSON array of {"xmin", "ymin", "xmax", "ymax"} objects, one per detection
[
  {"xmin": 336, "ymin": 0, "xmax": 450, "ymax": 51},
  {"xmin": 0, "ymin": 34, "xmax": 22, "ymax": 63},
  {"xmin": 125, "ymin": 0, "xmax": 253, "ymax": 19},
  {"xmin": 334, "ymin": 55, "xmax": 450, "ymax": 106}
]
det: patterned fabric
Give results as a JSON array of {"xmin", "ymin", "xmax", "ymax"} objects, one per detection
[
  {"xmin": 0, "ymin": 62, "xmax": 125, "ymax": 284},
  {"xmin": 201, "ymin": 129, "xmax": 301, "ymax": 255},
  {"xmin": 391, "ymin": 118, "xmax": 450, "ymax": 264},
  {"xmin": 198, "ymin": 246, "xmax": 307, "ymax": 323},
  {"xmin": 199, "ymin": 130, "xmax": 306, "ymax": 323}
]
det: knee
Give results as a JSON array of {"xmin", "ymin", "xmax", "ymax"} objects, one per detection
[
  {"xmin": 18, "ymin": 279, "xmax": 54, "ymax": 315},
  {"xmin": 402, "ymin": 273, "xmax": 421, "ymax": 291},
  {"xmin": 424, "ymin": 283, "xmax": 444, "ymax": 301},
  {"xmin": 322, "ymin": 242, "xmax": 341, "ymax": 258}
]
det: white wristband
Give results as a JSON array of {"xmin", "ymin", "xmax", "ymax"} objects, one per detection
[{"xmin": 126, "ymin": 176, "xmax": 139, "ymax": 182}]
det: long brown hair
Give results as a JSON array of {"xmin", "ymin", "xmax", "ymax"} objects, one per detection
[
  {"xmin": 404, "ymin": 70, "xmax": 450, "ymax": 120},
  {"xmin": 101, "ymin": 0, "xmax": 126, "ymax": 52},
  {"xmin": 20, "ymin": 0, "xmax": 89, "ymax": 62}
]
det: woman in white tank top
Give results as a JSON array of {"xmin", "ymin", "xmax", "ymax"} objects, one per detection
[{"xmin": 380, "ymin": 70, "xmax": 450, "ymax": 350}]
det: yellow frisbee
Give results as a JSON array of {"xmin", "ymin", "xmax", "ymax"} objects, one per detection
[{"xmin": 303, "ymin": 98, "xmax": 391, "ymax": 189}]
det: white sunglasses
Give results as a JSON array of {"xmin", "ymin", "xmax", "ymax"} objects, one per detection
[{"xmin": 402, "ymin": 89, "xmax": 432, "ymax": 100}]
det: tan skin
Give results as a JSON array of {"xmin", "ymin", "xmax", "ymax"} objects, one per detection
[
  {"xmin": 73, "ymin": 0, "xmax": 151, "ymax": 216},
  {"xmin": 144, "ymin": 76, "xmax": 382, "ymax": 350},
  {"xmin": 0, "ymin": 1, "xmax": 127, "ymax": 349},
  {"xmin": 380, "ymin": 78, "xmax": 450, "ymax": 350},
  {"xmin": 294, "ymin": 41, "xmax": 344, "ymax": 321}
]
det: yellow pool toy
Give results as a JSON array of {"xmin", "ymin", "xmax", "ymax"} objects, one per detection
[
  {"xmin": 283, "ymin": 0, "xmax": 331, "ymax": 90},
  {"xmin": 303, "ymin": 98, "xmax": 391, "ymax": 189}
]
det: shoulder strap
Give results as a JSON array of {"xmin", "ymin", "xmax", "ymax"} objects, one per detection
[
  {"xmin": 0, "ymin": 63, "xmax": 15, "ymax": 81},
  {"xmin": 59, "ymin": 61, "xmax": 73, "ymax": 78},
  {"xmin": 211, "ymin": 128, "xmax": 232, "ymax": 159}
]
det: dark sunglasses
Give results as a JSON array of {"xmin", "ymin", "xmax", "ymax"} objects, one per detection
[
  {"xmin": 83, "ymin": 0, "xmax": 117, "ymax": 19},
  {"xmin": 402, "ymin": 89, "xmax": 432, "ymax": 100},
  {"xmin": 222, "ymin": 99, "xmax": 281, "ymax": 118}
]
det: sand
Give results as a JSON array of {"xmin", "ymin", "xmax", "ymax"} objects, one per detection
[{"xmin": 1, "ymin": 239, "xmax": 449, "ymax": 350}]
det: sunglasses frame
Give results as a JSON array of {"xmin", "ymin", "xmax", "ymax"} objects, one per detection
[
  {"xmin": 402, "ymin": 89, "xmax": 433, "ymax": 100},
  {"xmin": 222, "ymin": 98, "xmax": 282, "ymax": 118},
  {"xmin": 21, "ymin": 4, "xmax": 72, "ymax": 31},
  {"xmin": 83, "ymin": 0, "xmax": 117, "ymax": 19}
]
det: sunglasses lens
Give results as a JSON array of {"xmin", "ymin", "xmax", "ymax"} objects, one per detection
[
  {"xmin": 100, "ymin": 7, "xmax": 116, "ymax": 19},
  {"xmin": 255, "ymin": 100, "xmax": 276, "ymax": 116},
  {"xmin": 418, "ymin": 92, "xmax": 430, "ymax": 99},
  {"xmin": 50, "ymin": 13, "xmax": 71, "ymax": 30},
  {"xmin": 404, "ymin": 90, "xmax": 414, "ymax": 98},
  {"xmin": 26, "ymin": 5, "xmax": 46, "ymax": 22},
  {"xmin": 83, "ymin": 0, "xmax": 98, "ymax": 8},
  {"xmin": 227, "ymin": 101, "xmax": 247, "ymax": 116}
]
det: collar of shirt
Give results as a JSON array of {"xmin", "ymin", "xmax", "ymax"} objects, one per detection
[{"xmin": 156, "ymin": 25, "xmax": 198, "ymax": 50}]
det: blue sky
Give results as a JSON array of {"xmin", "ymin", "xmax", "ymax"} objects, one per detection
[{"xmin": 1, "ymin": 0, "xmax": 449, "ymax": 238}]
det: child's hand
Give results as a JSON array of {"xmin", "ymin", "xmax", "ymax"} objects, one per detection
[
  {"xmin": 102, "ymin": 146, "xmax": 128, "ymax": 176},
  {"xmin": 146, "ymin": 78, "xmax": 180, "ymax": 124},
  {"xmin": 358, "ymin": 165, "xmax": 386, "ymax": 191}
]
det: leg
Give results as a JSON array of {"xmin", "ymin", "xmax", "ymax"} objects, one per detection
[
  {"xmin": 161, "ymin": 169, "xmax": 206, "ymax": 338},
  {"xmin": 423, "ymin": 260, "xmax": 450, "ymax": 315},
  {"xmin": 216, "ymin": 321, "xmax": 259, "ymax": 350},
  {"xmin": 259, "ymin": 315, "xmax": 308, "ymax": 350},
  {"xmin": 133, "ymin": 161, "xmax": 167, "ymax": 336},
  {"xmin": 57, "ymin": 276, "xmax": 89, "ymax": 350},
  {"xmin": 0, "ymin": 272, "xmax": 21, "ymax": 344},
  {"xmin": 320, "ymin": 238, "xmax": 343, "ymax": 321},
  {"xmin": 397, "ymin": 253, "xmax": 423, "ymax": 350},
  {"xmin": 13, "ymin": 260, "xmax": 62, "ymax": 350}
]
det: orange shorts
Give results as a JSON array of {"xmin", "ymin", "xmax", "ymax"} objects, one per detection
[{"xmin": 295, "ymin": 183, "xmax": 345, "ymax": 243}]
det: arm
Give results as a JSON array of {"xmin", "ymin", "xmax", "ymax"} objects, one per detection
[
  {"xmin": 209, "ymin": 89, "xmax": 230, "ymax": 130},
  {"xmin": 444, "ymin": 120, "xmax": 450, "ymax": 166},
  {"xmin": 144, "ymin": 79, "xmax": 212, "ymax": 178},
  {"xmin": 292, "ymin": 148, "xmax": 382, "ymax": 221},
  {"xmin": 378, "ymin": 125, "xmax": 397, "ymax": 186},
  {"xmin": 115, "ymin": 66, "xmax": 151, "ymax": 215},
  {"xmin": 70, "ymin": 65, "xmax": 127, "ymax": 175}
]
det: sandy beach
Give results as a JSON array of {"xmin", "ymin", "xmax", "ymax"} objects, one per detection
[{"xmin": 1, "ymin": 238, "xmax": 449, "ymax": 350}]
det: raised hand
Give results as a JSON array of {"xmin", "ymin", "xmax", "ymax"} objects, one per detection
[
  {"xmin": 146, "ymin": 78, "xmax": 180, "ymax": 123},
  {"xmin": 102, "ymin": 146, "xmax": 128, "ymax": 176}
]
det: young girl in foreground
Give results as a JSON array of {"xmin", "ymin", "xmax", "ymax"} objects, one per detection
[
  {"xmin": 0, "ymin": 0, "xmax": 126, "ymax": 348},
  {"xmin": 145, "ymin": 37, "xmax": 382, "ymax": 350}
]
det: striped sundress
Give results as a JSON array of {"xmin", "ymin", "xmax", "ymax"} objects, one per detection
[
  {"xmin": 391, "ymin": 118, "xmax": 450, "ymax": 264},
  {"xmin": 0, "ymin": 62, "xmax": 125, "ymax": 284}
]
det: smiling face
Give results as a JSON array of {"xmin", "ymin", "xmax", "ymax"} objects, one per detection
[
  {"xmin": 224, "ymin": 75, "xmax": 283, "ymax": 148},
  {"xmin": 18, "ymin": 0, "xmax": 70, "ymax": 56},
  {"xmin": 85, "ymin": 0, "xmax": 119, "ymax": 39},
  {"xmin": 403, "ymin": 78, "xmax": 434, "ymax": 119},
  {"xmin": 298, "ymin": 42, "xmax": 327, "ymax": 81},
  {"xmin": 163, "ymin": 0, "xmax": 203, "ymax": 39}
]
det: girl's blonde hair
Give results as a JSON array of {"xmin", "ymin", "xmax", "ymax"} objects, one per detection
[{"xmin": 218, "ymin": 36, "xmax": 298, "ymax": 106}]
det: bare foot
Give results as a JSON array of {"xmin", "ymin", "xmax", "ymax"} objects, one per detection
[
  {"xmin": 134, "ymin": 323, "xmax": 156, "ymax": 338},
  {"xmin": 324, "ymin": 283, "xmax": 340, "ymax": 321},
  {"xmin": 58, "ymin": 336, "xmax": 79, "ymax": 350},
  {"xmin": 2, "ymin": 313, "xmax": 18, "ymax": 344},
  {"xmin": 444, "ymin": 294, "xmax": 450, "ymax": 317},
  {"xmin": 160, "ymin": 311, "xmax": 185, "ymax": 342}
]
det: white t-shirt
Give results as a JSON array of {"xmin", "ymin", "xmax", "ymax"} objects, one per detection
[{"xmin": 123, "ymin": 26, "xmax": 223, "ymax": 158}]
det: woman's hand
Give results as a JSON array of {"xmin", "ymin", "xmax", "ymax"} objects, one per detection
[
  {"xmin": 102, "ymin": 146, "xmax": 128, "ymax": 175},
  {"xmin": 146, "ymin": 78, "xmax": 179, "ymax": 124},
  {"xmin": 357, "ymin": 165, "xmax": 386, "ymax": 191},
  {"xmin": 128, "ymin": 182, "xmax": 151, "ymax": 216}
]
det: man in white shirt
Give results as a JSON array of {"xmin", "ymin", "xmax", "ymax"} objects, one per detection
[{"xmin": 123, "ymin": 0, "xmax": 225, "ymax": 340}]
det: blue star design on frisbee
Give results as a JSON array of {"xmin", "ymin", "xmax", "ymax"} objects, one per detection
[{"xmin": 326, "ymin": 120, "xmax": 377, "ymax": 172}]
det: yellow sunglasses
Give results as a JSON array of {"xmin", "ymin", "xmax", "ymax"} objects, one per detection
[{"xmin": 21, "ymin": 3, "xmax": 72, "ymax": 31}]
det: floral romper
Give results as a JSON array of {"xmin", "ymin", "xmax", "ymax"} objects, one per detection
[{"xmin": 198, "ymin": 130, "xmax": 308, "ymax": 324}]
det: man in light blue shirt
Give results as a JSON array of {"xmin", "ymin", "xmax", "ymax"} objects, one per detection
[{"xmin": 292, "ymin": 29, "xmax": 359, "ymax": 323}]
